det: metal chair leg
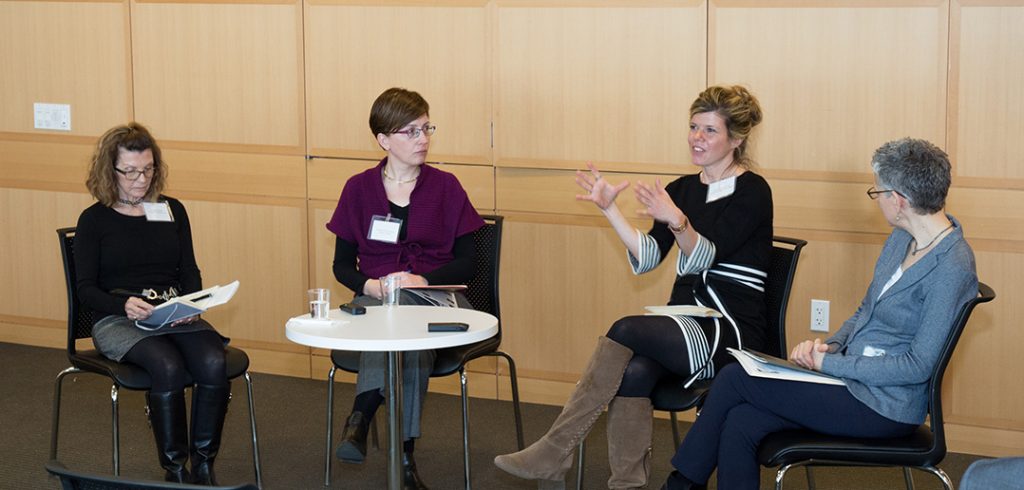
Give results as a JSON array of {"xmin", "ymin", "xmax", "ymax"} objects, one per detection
[
  {"xmin": 50, "ymin": 367, "xmax": 80, "ymax": 461},
  {"xmin": 325, "ymin": 366, "xmax": 336, "ymax": 486},
  {"xmin": 670, "ymin": 411, "xmax": 681, "ymax": 447},
  {"xmin": 805, "ymin": 465, "xmax": 816, "ymax": 489},
  {"xmin": 575, "ymin": 438, "xmax": 585, "ymax": 490},
  {"xmin": 243, "ymin": 372, "xmax": 262, "ymax": 489},
  {"xmin": 904, "ymin": 467, "xmax": 915, "ymax": 490},
  {"xmin": 920, "ymin": 466, "xmax": 953, "ymax": 490},
  {"xmin": 492, "ymin": 351, "xmax": 525, "ymax": 450},
  {"xmin": 111, "ymin": 385, "xmax": 120, "ymax": 475},
  {"xmin": 460, "ymin": 368, "xmax": 471, "ymax": 489}
]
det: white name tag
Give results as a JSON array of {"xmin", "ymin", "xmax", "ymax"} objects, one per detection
[
  {"xmin": 862, "ymin": 345, "xmax": 886, "ymax": 357},
  {"xmin": 368, "ymin": 215, "xmax": 402, "ymax": 243},
  {"xmin": 706, "ymin": 176, "xmax": 736, "ymax": 203},
  {"xmin": 143, "ymin": 202, "xmax": 174, "ymax": 222}
]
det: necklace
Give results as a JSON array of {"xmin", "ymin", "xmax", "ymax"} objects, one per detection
[
  {"xmin": 911, "ymin": 223, "xmax": 954, "ymax": 255},
  {"xmin": 117, "ymin": 197, "xmax": 143, "ymax": 206},
  {"xmin": 383, "ymin": 166, "xmax": 419, "ymax": 184}
]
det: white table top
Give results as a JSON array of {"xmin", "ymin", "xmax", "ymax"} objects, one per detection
[{"xmin": 285, "ymin": 305, "xmax": 498, "ymax": 352}]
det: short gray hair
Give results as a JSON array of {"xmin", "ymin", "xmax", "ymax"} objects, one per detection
[{"xmin": 871, "ymin": 138, "xmax": 951, "ymax": 214}]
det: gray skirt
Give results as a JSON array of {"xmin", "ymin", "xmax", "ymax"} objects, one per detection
[{"xmin": 92, "ymin": 314, "xmax": 220, "ymax": 362}]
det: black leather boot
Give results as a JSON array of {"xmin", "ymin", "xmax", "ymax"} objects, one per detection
[
  {"xmin": 402, "ymin": 452, "xmax": 429, "ymax": 490},
  {"xmin": 335, "ymin": 411, "xmax": 370, "ymax": 463},
  {"xmin": 190, "ymin": 384, "xmax": 230, "ymax": 486},
  {"xmin": 146, "ymin": 390, "xmax": 190, "ymax": 483},
  {"xmin": 660, "ymin": 470, "xmax": 706, "ymax": 490}
]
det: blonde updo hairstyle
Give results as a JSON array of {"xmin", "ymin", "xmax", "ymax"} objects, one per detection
[{"xmin": 689, "ymin": 85, "xmax": 764, "ymax": 169}]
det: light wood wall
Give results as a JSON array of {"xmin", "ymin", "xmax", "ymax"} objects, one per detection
[{"xmin": 2, "ymin": 0, "xmax": 1023, "ymax": 456}]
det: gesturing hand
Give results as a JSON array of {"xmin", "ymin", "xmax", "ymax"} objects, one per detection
[
  {"xmin": 634, "ymin": 179, "xmax": 685, "ymax": 226},
  {"xmin": 575, "ymin": 162, "xmax": 629, "ymax": 211}
]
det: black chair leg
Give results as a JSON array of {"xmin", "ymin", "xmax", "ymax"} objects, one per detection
[
  {"xmin": 670, "ymin": 412, "xmax": 681, "ymax": 447},
  {"xmin": 493, "ymin": 352, "xmax": 525, "ymax": 450},
  {"xmin": 110, "ymin": 384, "xmax": 120, "ymax": 475},
  {"xmin": 575, "ymin": 438, "xmax": 586, "ymax": 490},
  {"xmin": 324, "ymin": 366, "xmax": 336, "ymax": 486},
  {"xmin": 242, "ymin": 372, "xmax": 262, "ymax": 489},
  {"xmin": 460, "ymin": 368, "xmax": 472, "ymax": 489}
]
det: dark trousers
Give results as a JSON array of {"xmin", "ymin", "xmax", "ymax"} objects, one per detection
[{"xmin": 671, "ymin": 364, "xmax": 915, "ymax": 489}]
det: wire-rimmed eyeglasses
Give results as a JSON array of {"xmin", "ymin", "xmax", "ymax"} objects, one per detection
[
  {"xmin": 866, "ymin": 186, "xmax": 905, "ymax": 200},
  {"xmin": 391, "ymin": 124, "xmax": 436, "ymax": 140},
  {"xmin": 115, "ymin": 166, "xmax": 156, "ymax": 181}
]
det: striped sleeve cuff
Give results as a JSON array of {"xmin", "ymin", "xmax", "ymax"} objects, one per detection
[
  {"xmin": 677, "ymin": 234, "xmax": 715, "ymax": 276},
  {"xmin": 628, "ymin": 229, "xmax": 662, "ymax": 274}
]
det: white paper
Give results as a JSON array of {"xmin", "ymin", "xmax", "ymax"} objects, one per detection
[
  {"xmin": 727, "ymin": 348, "xmax": 845, "ymax": 386},
  {"xmin": 644, "ymin": 305, "xmax": 723, "ymax": 318}
]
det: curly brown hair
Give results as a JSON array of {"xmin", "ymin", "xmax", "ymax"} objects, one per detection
[
  {"xmin": 86, "ymin": 122, "xmax": 167, "ymax": 207},
  {"xmin": 690, "ymin": 85, "xmax": 764, "ymax": 169}
]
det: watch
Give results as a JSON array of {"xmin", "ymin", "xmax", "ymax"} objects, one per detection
[{"xmin": 668, "ymin": 217, "xmax": 688, "ymax": 234}]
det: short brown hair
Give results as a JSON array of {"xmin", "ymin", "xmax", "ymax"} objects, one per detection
[
  {"xmin": 368, "ymin": 88, "xmax": 430, "ymax": 137},
  {"xmin": 86, "ymin": 122, "xmax": 167, "ymax": 207},
  {"xmin": 690, "ymin": 85, "xmax": 764, "ymax": 169}
]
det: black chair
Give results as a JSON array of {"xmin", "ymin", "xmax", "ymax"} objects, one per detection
[
  {"xmin": 46, "ymin": 459, "xmax": 258, "ymax": 490},
  {"xmin": 324, "ymin": 215, "xmax": 524, "ymax": 488},
  {"xmin": 50, "ymin": 228, "xmax": 262, "ymax": 488},
  {"xmin": 575, "ymin": 236, "xmax": 807, "ymax": 489},
  {"xmin": 756, "ymin": 282, "xmax": 996, "ymax": 490}
]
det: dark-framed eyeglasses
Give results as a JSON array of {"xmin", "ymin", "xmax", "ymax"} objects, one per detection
[
  {"xmin": 866, "ymin": 186, "xmax": 904, "ymax": 200},
  {"xmin": 114, "ymin": 166, "xmax": 156, "ymax": 181},
  {"xmin": 391, "ymin": 124, "xmax": 436, "ymax": 140}
]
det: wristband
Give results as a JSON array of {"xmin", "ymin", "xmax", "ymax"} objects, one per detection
[{"xmin": 668, "ymin": 217, "xmax": 688, "ymax": 234}]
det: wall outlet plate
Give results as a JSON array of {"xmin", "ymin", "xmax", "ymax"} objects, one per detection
[{"xmin": 811, "ymin": 299, "xmax": 829, "ymax": 332}]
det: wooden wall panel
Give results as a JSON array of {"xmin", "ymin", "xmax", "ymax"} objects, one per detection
[
  {"xmin": 304, "ymin": 1, "xmax": 490, "ymax": 162},
  {"xmin": 953, "ymin": 2, "xmax": 1024, "ymax": 182},
  {"xmin": 0, "ymin": 0, "xmax": 131, "ymax": 137},
  {"xmin": 713, "ymin": 1, "xmax": 948, "ymax": 176},
  {"xmin": 0, "ymin": 140, "xmax": 95, "ymax": 193},
  {"xmin": 184, "ymin": 198, "xmax": 307, "ymax": 346},
  {"xmin": 131, "ymin": 0, "xmax": 304, "ymax": 152},
  {"xmin": 162, "ymin": 150, "xmax": 306, "ymax": 200},
  {"xmin": 0, "ymin": 188, "xmax": 93, "ymax": 324},
  {"xmin": 494, "ymin": 1, "xmax": 707, "ymax": 171}
]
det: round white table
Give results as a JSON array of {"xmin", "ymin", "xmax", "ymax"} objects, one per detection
[{"xmin": 286, "ymin": 305, "xmax": 498, "ymax": 490}]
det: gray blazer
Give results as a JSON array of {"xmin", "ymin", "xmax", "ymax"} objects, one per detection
[{"xmin": 820, "ymin": 216, "xmax": 977, "ymax": 425}]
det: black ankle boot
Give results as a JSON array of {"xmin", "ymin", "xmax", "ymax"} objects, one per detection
[
  {"xmin": 402, "ymin": 452, "xmax": 429, "ymax": 490},
  {"xmin": 660, "ymin": 470, "xmax": 706, "ymax": 490},
  {"xmin": 147, "ymin": 390, "xmax": 190, "ymax": 483},
  {"xmin": 190, "ymin": 384, "xmax": 230, "ymax": 485},
  {"xmin": 336, "ymin": 411, "xmax": 370, "ymax": 463}
]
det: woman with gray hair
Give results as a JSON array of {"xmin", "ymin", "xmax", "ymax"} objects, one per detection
[{"xmin": 660, "ymin": 138, "xmax": 978, "ymax": 490}]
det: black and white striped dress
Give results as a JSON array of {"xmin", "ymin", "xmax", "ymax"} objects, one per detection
[{"xmin": 629, "ymin": 172, "xmax": 774, "ymax": 387}]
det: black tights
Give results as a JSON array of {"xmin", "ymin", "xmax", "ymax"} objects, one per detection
[
  {"xmin": 123, "ymin": 329, "xmax": 227, "ymax": 392},
  {"xmin": 607, "ymin": 315, "xmax": 693, "ymax": 398}
]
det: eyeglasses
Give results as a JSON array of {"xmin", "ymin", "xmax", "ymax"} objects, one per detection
[
  {"xmin": 391, "ymin": 124, "xmax": 436, "ymax": 140},
  {"xmin": 866, "ymin": 186, "xmax": 905, "ymax": 200},
  {"xmin": 115, "ymin": 166, "xmax": 156, "ymax": 181}
]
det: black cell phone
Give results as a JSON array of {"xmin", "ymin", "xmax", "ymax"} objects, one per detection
[
  {"xmin": 427, "ymin": 322, "xmax": 469, "ymax": 332},
  {"xmin": 340, "ymin": 303, "xmax": 366, "ymax": 315}
]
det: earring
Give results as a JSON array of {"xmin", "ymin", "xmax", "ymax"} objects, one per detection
[{"xmin": 895, "ymin": 213, "xmax": 902, "ymax": 222}]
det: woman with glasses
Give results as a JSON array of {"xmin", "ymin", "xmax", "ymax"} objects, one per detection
[
  {"xmin": 496, "ymin": 85, "xmax": 773, "ymax": 488},
  {"xmin": 75, "ymin": 123, "xmax": 230, "ymax": 484},
  {"xmin": 660, "ymin": 138, "xmax": 977, "ymax": 490},
  {"xmin": 326, "ymin": 87, "xmax": 483, "ymax": 489}
]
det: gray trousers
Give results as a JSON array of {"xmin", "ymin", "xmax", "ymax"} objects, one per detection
[{"xmin": 350, "ymin": 290, "xmax": 472, "ymax": 439}]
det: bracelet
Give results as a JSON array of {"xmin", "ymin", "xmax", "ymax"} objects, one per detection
[{"xmin": 668, "ymin": 217, "xmax": 688, "ymax": 234}]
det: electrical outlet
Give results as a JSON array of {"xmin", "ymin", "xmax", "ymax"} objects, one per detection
[{"xmin": 810, "ymin": 299, "xmax": 829, "ymax": 332}]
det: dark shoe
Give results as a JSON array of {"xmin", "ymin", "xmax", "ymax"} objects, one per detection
[
  {"xmin": 336, "ymin": 411, "xmax": 370, "ymax": 463},
  {"xmin": 146, "ymin": 390, "xmax": 191, "ymax": 483},
  {"xmin": 190, "ymin": 384, "xmax": 230, "ymax": 486},
  {"xmin": 402, "ymin": 452, "xmax": 429, "ymax": 490},
  {"xmin": 660, "ymin": 470, "xmax": 706, "ymax": 490}
]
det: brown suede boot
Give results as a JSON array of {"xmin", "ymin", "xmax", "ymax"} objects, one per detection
[
  {"xmin": 607, "ymin": 396, "xmax": 653, "ymax": 489},
  {"xmin": 494, "ymin": 337, "xmax": 633, "ymax": 487}
]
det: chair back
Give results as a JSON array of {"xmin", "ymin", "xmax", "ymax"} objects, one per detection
[
  {"xmin": 762, "ymin": 236, "xmax": 808, "ymax": 359},
  {"xmin": 464, "ymin": 215, "xmax": 503, "ymax": 323},
  {"xmin": 57, "ymin": 227, "xmax": 94, "ymax": 357},
  {"xmin": 926, "ymin": 282, "xmax": 995, "ymax": 462}
]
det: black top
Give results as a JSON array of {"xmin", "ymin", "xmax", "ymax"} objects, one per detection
[
  {"xmin": 74, "ymin": 196, "xmax": 202, "ymax": 320},
  {"xmin": 332, "ymin": 200, "xmax": 475, "ymax": 295},
  {"xmin": 650, "ymin": 172, "xmax": 774, "ymax": 350}
]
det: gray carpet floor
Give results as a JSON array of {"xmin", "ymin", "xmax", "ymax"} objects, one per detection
[{"xmin": 1, "ymin": 341, "xmax": 987, "ymax": 489}]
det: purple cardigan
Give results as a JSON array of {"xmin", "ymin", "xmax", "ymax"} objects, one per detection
[{"xmin": 325, "ymin": 158, "xmax": 484, "ymax": 280}]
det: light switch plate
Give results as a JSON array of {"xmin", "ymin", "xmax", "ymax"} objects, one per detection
[{"xmin": 34, "ymin": 103, "xmax": 71, "ymax": 131}]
